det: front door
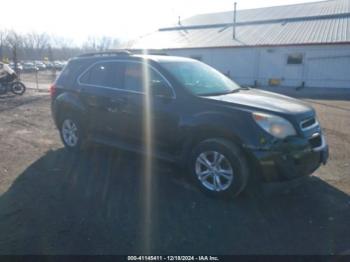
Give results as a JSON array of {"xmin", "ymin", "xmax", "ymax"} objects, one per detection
[{"xmin": 116, "ymin": 61, "xmax": 179, "ymax": 152}]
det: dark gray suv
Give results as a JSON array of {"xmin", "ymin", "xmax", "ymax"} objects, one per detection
[{"xmin": 51, "ymin": 51, "xmax": 329, "ymax": 197}]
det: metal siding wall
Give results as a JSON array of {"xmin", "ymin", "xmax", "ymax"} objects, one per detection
[
  {"xmin": 258, "ymin": 48, "xmax": 285, "ymax": 86},
  {"xmin": 167, "ymin": 48, "xmax": 257, "ymax": 86},
  {"xmin": 166, "ymin": 45, "xmax": 350, "ymax": 88},
  {"xmin": 208, "ymin": 49, "xmax": 257, "ymax": 86},
  {"xmin": 305, "ymin": 48, "xmax": 350, "ymax": 88},
  {"xmin": 306, "ymin": 57, "xmax": 350, "ymax": 88}
]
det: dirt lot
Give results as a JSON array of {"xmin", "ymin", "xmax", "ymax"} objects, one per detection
[{"xmin": 0, "ymin": 89, "xmax": 349, "ymax": 255}]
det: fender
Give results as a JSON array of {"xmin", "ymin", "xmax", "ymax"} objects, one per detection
[
  {"xmin": 53, "ymin": 92, "xmax": 87, "ymax": 125},
  {"xmin": 177, "ymin": 109, "xmax": 261, "ymax": 165}
]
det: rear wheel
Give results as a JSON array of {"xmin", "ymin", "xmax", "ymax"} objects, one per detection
[
  {"xmin": 0, "ymin": 85, "xmax": 6, "ymax": 95},
  {"xmin": 59, "ymin": 116, "xmax": 84, "ymax": 152},
  {"xmin": 189, "ymin": 138, "xmax": 249, "ymax": 198},
  {"xmin": 11, "ymin": 82, "xmax": 26, "ymax": 95}
]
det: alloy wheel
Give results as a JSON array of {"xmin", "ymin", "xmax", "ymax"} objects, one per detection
[
  {"xmin": 195, "ymin": 151, "xmax": 234, "ymax": 192},
  {"xmin": 62, "ymin": 119, "xmax": 79, "ymax": 147}
]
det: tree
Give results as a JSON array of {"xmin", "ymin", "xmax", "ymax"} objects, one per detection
[
  {"xmin": 22, "ymin": 33, "xmax": 35, "ymax": 60},
  {"xmin": 0, "ymin": 30, "xmax": 8, "ymax": 62},
  {"xmin": 50, "ymin": 35, "xmax": 73, "ymax": 49},
  {"xmin": 49, "ymin": 36, "xmax": 78, "ymax": 59},
  {"xmin": 82, "ymin": 36, "xmax": 120, "ymax": 52},
  {"xmin": 6, "ymin": 31, "xmax": 24, "ymax": 71},
  {"xmin": 0, "ymin": 29, "xmax": 124, "ymax": 62},
  {"xmin": 23, "ymin": 32, "xmax": 50, "ymax": 60}
]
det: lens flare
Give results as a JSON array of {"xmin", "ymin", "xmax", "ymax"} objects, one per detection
[{"xmin": 141, "ymin": 48, "xmax": 153, "ymax": 254}]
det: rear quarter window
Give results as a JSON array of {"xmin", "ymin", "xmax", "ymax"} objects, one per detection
[
  {"xmin": 56, "ymin": 59, "xmax": 91, "ymax": 88},
  {"xmin": 79, "ymin": 61, "xmax": 124, "ymax": 89}
]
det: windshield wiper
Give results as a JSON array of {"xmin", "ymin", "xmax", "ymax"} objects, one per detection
[
  {"xmin": 200, "ymin": 92, "xmax": 229, "ymax": 97},
  {"xmin": 225, "ymin": 86, "xmax": 250, "ymax": 94},
  {"xmin": 199, "ymin": 87, "xmax": 248, "ymax": 97}
]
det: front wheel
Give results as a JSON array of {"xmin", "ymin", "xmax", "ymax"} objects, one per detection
[
  {"xmin": 11, "ymin": 82, "xmax": 26, "ymax": 95},
  {"xmin": 189, "ymin": 138, "xmax": 249, "ymax": 198}
]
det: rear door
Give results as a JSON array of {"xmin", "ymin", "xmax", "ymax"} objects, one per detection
[{"xmin": 78, "ymin": 61, "xmax": 129, "ymax": 138}]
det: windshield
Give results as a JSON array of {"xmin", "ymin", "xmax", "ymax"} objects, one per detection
[{"xmin": 161, "ymin": 60, "xmax": 241, "ymax": 96}]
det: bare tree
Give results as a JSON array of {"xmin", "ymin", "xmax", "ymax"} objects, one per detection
[
  {"xmin": 23, "ymin": 32, "xmax": 50, "ymax": 60},
  {"xmin": 32, "ymin": 32, "xmax": 49, "ymax": 50},
  {"xmin": 82, "ymin": 36, "xmax": 120, "ymax": 52},
  {"xmin": 0, "ymin": 29, "xmax": 123, "ymax": 62},
  {"xmin": 50, "ymin": 36, "xmax": 78, "ymax": 60},
  {"xmin": 110, "ymin": 38, "xmax": 121, "ymax": 50},
  {"xmin": 22, "ymin": 33, "xmax": 35, "ymax": 60},
  {"xmin": 50, "ymin": 36, "xmax": 73, "ymax": 49},
  {"xmin": 82, "ymin": 36, "xmax": 98, "ymax": 51},
  {"xmin": 6, "ymin": 31, "xmax": 24, "ymax": 72},
  {"xmin": 0, "ymin": 30, "xmax": 8, "ymax": 62},
  {"xmin": 98, "ymin": 36, "xmax": 112, "ymax": 51}
]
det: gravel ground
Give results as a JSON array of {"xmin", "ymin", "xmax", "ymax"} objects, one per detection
[
  {"xmin": 0, "ymin": 89, "xmax": 349, "ymax": 255},
  {"xmin": 308, "ymin": 99, "xmax": 350, "ymax": 193}
]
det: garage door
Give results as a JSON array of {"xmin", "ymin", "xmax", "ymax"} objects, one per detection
[{"xmin": 305, "ymin": 56, "xmax": 350, "ymax": 88}]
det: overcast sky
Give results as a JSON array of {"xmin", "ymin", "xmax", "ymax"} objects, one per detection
[{"xmin": 1, "ymin": 0, "xmax": 323, "ymax": 45}]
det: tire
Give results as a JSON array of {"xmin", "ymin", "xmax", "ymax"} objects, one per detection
[
  {"xmin": 189, "ymin": 138, "xmax": 249, "ymax": 198},
  {"xmin": 59, "ymin": 115, "xmax": 84, "ymax": 152},
  {"xmin": 0, "ymin": 85, "xmax": 6, "ymax": 95},
  {"xmin": 11, "ymin": 82, "xmax": 26, "ymax": 95}
]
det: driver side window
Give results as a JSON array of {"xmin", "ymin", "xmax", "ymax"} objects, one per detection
[
  {"xmin": 149, "ymin": 69, "xmax": 173, "ymax": 97},
  {"xmin": 123, "ymin": 62, "xmax": 173, "ymax": 97}
]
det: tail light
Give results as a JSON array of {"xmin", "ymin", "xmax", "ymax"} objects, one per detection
[{"xmin": 50, "ymin": 84, "xmax": 56, "ymax": 98}]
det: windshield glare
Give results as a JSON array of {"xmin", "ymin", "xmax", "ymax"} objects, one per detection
[{"xmin": 161, "ymin": 60, "xmax": 241, "ymax": 96}]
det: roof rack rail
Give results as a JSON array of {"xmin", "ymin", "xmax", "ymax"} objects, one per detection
[{"xmin": 78, "ymin": 50, "xmax": 132, "ymax": 58}]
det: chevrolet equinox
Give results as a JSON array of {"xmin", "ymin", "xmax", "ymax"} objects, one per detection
[{"xmin": 51, "ymin": 51, "xmax": 329, "ymax": 197}]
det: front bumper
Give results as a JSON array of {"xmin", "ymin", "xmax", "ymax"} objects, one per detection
[{"xmin": 249, "ymin": 135, "xmax": 329, "ymax": 183}]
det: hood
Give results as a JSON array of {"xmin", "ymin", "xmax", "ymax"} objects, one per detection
[{"xmin": 204, "ymin": 88, "xmax": 314, "ymax": 116}]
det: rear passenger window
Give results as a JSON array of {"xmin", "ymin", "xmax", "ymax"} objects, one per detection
[{"xmin": 79, "ymin": 62, "xmax": 123, "ymax": 88}]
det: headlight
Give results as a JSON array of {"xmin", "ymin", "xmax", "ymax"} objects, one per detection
[{"xmin": 252, "ymin": 112, "xmax": 297, "ymax": 139}]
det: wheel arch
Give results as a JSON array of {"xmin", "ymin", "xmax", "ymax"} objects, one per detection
[
  {"xmin": 54, "ymin": 92, "xmax": 87, "ymax": 126},
  {"xmin": 187, "ymin": 133, "xmax": 251, "ymax": 197},
  {"xmin": 179, "ymin": 125, "xmax": 248, "ymax": 166}
]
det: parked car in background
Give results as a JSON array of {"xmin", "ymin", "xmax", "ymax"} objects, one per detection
[
  {"xmin": 9, "ymin": 62, "xmax": 23, "ymax": 72},
  {"xmin": 51, "ymin": 51, "xmax": 329, "ymax": 198},
  {"xmin": 34, "ymin": 61, "xmax": 47, "ymax": 70},
  {"xmin": 53, "ymin": 61, "xmax": 65, "ymax": 70},
  {"xmin": 22, "ymin": 62, "xmax": 39, "ymax": 72},
  {"xmin": 44, "ymin": 61, "xmax": 54, "ymax": 70}
]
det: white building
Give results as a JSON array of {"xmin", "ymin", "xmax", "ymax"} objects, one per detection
[{"xmin": 127, "ymin": 0, "xmax": 350, "ymax": 88}]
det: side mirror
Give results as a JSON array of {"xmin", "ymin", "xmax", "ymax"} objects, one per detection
[{"xmin": 151, "ymin": 81, "xmax": 173, "ymax": 98}]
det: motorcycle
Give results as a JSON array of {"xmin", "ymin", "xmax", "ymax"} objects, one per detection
[{"xmin": 0, "ymin": 76, "xmax": 26, "ymax": 96}]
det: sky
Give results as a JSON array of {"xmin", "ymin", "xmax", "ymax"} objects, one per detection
[{"xmin": 1, "ymin": 0, "xmax": 324, "ymax": 46}]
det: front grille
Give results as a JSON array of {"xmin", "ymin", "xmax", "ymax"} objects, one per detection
[
  {"xmin": 309, "ymin": 134, "xmax": 322, "ymax": 149},
  {"xmin": 300, "ymin": 117, "xmax": 317, "ymax": 130}
]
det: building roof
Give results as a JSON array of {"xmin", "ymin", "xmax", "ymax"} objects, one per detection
[{"xmin": 126, "ymin": 0, "xmax": 350, "ymax": 50}]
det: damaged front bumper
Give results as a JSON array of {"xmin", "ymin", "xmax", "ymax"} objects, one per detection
[{"xmin": 247, "ymin": 134, "xmax": 329, "ymax": 183}]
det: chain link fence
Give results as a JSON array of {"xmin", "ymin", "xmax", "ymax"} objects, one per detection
[{"xmin": 19, "ymin": 70, "xmax": 60, "ymax": 92}]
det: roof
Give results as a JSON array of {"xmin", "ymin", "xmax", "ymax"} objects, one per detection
[
  {"xmin": 177, "ymin": 0, "xmax": 350, "ymax": 27},
  {"xmin": 71, "ymin": 53, "xmax": 193, "ymax": 64},
  {"xmin": 136, "ymin": 55, "xmax": 195, "ymax": 63},
  {"xmin": 126, "ymin": 0, "xmax": 350, "ymax": 50}
]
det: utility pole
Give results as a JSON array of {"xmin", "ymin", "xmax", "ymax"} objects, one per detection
[{"xmin": 233, "ymin": 2, "xmax": 237, "ymax": 39}]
